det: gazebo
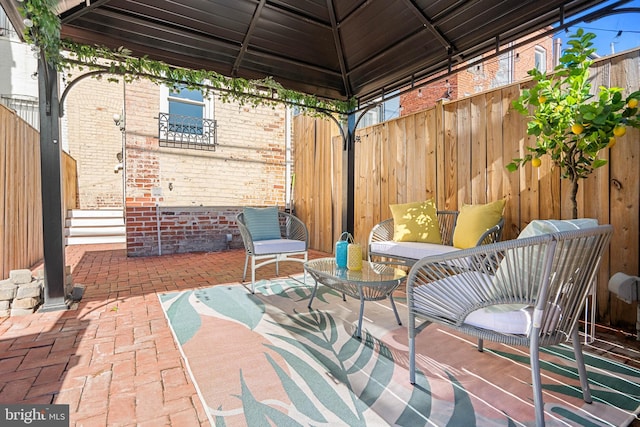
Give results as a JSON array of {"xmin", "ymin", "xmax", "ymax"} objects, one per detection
[{"xmin": 0, "ymin": 0, "xmax": 634, "ymax": 311}]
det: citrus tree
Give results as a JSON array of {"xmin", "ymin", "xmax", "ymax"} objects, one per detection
[{"xmin": 509, "ymin": 29, "xmax": 640, "ymax": 219}]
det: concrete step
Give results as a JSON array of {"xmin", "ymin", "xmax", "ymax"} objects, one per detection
[
  {"xmin": 65, "ymin": 235, "xmax": 126, "ymax": 245},
  {"xmin": 65, "ymin": 209, "xmax": 125, "ymax": 246},
  {"xmin": 67, "ymin": 209, "xmax": 123, "ymax": 218},
  {"xmin": 66, "ymin": 226, "xmax": 126, "ymax": 237},
  {"xmin": 66, "ymin": 217, "xmax": 124, "ymax": 227}
]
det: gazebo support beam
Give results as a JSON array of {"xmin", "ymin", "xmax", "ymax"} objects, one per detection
[
  {"xmin": 342, "ymin": 113, "xmax": 355, "ymax": 235},
  {"xmin": 37, "ymin": 58, "xmax": 67, "ymax": 312}
]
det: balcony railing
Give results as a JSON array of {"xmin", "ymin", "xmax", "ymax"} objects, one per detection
[{"xmin": 158, "ymin": 112, "xmax": 217, "ymax": 151}]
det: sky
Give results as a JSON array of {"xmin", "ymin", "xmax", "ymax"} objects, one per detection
[{"xmin": 556, "ymin": 0, "xmax": 640, "ymax": 56}]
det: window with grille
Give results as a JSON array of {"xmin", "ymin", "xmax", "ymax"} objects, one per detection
[{"xmin": 159, "ymin": 85, "xmax": 217, "ymax": 150}]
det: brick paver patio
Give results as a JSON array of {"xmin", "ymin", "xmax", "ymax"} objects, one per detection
[
  {"xmin": 0, "ymin": 244, "xmax": 327, "ymax": 426},
  {"xmin": 0, "ymin": 244, "xmax": 638, "ymax": 426}
]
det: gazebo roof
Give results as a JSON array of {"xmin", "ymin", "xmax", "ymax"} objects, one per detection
[{"xmin": 0, "ymin": 0, "xmax": 632, "ymax": 104}]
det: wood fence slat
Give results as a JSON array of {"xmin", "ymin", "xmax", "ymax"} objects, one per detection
[
  {"xmin": 395, "ymin": 118, "xmax": 407, "ymax": 205},
  {"xmin": 486, "ymin": 89, "xmax": 505, "ymax": 204},
  {"xmin": 443, "ymin": 103, "xmax": 458, "ymax": 210},
  {"xmin": 424, "ymin": 109, "xmax": 437, "ymax": 202},
  {"xmin": 371, "ymin": 126, "xmax": 382, "ymax": 227},
  {"xmin": 407, "ymin": 114, "xmax": 424, "ymax": 202},
  {"xmin": 457, "ymin": 98, "xmax": 471, "ymax": 205},
  {"xmin": 354, "ymin": 126, "xmax": 368, "ymax": 247},
  {"xmin": 501, "ymin": 85, "xmax": 523, "ymax": 238},
  {"xmin": 470, "ymin": 95, "xmax": 487, "ymax": 204},
  {"xmin": 435, "ymin": 101, "xmax": 446, "ymax": 209}
]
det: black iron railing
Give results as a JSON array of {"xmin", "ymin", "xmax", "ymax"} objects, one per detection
[{"xmin": 158, "ymin": 112, "xmax": 217, "ymax": 151}]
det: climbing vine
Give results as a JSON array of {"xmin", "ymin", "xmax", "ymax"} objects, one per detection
[{"xmin": 18, "ymin": 0, "xmax": 355, "ymax": 115}]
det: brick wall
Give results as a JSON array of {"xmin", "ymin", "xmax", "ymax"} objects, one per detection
[
  {"xmin": 121, "ymin": 79, "xmax": 289, "ymax": 256},
  {"xmin": 122, "ymin": 79, "xmax": 288, "ymax": 207},
  {"xmin": 126, "ymin": 205, "xmax": 244, "ymax": 257},
  {"xmin": 63, "ymin": 73, "xmax": 125, "ymax": 208},
  {"xmin": 400, "ymin": 71, "xmax": 457, "ymax": 115}
]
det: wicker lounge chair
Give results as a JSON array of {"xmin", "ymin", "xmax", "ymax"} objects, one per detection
[
  {"xmin": 406, "ymin": 224, "xmax": 613, "ymax": 426},
  {"xmin": 237, "ymin": 209, "xmax": 308, "ymax": 293}
]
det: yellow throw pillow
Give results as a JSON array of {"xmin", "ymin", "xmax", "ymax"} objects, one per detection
[
  {"xmin": 390, "ymin": 199, "xmax": 442, "ymax": 243},
  {"xmin": 452, "ymin": 199, "xmax": 506, "ymax": 249}
]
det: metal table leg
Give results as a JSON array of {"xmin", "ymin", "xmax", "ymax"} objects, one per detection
[
  {"xmin": 389, "ymin": 293, "xmax": 402, "ymax": 325},
  {"xmin": 357, "ymin": 290, "xmax": 365, "ymax": 339},
  {"xmin": 308, "ymin": 278, "xmax": 319, "ymax": 308}
]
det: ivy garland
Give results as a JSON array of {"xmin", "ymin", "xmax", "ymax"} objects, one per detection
[{"xmin": 19, "ymin": 0, "xmax": 355, "ymax": 115}]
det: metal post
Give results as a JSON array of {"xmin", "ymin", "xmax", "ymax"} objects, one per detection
[
  {"xmin": 37, "ymin": 58, "xmax": 68, "ymax": 312},
  {"xmin": 341, "ymin": 112, "xmax": 356, "ymax": 235}
]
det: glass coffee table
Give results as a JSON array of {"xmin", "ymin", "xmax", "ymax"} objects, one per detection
[{"xmin": 304, "ymin": 258, "xmax": 407, "ymax": 338}]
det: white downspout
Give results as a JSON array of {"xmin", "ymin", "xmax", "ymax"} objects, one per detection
[{"xmin": 285, "ymin": 106, "xmax": 293, "ymax": 211}]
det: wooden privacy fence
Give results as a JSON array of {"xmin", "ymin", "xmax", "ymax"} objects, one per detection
[
  {"xmin": 1, "ymin": 104, "xmax": 77, "ymax": 280},
  {"xmin": 293, "ymin": 49, "xmax": 640, "ymax": 328}
]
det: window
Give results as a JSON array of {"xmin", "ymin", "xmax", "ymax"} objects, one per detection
[
  {"xmin": 1, "ymin": 95, "xmax": 39, "ymax": 130},
  {"xmin": 168, "ymin": 86, "xmax": 203, "ymax": 134},
  {"xmin": 534, "ymin": 46, "xmax": 547, "ymax": 73},
  {"xmin": 159, "ymin": 84, "xmax": 217, "ymax": 150}
]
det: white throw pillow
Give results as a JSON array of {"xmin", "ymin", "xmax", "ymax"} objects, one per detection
[{"xmin": 517, "ymin": 218, "xmax": 599, "ymax": 239}]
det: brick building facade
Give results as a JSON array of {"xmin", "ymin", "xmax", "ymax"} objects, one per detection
[
  {"xmin": 64, "ymin": 73, "xmax": 291, "ymax": 256},
  {"xmin": 400, "ymin": 31, "xmax": 555, "ymax": 114}
]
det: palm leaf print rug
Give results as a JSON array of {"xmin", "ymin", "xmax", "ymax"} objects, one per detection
[{"xmin": 159, "ymin": 275, "xmax": 640, "ymax": 426}]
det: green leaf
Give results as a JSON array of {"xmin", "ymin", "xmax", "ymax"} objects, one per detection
[
  {"xmin": 506, "ymin": 162, "xmax": 519, "ymax": 172},
  {"xmin": 266, "ymin": 335, "xmax": 346, "ymax": 383},
  {"xmin": 356, "ymin": 341, "xmax": 396, "ymax": 406},
  {"xmin": 196, "ymin": 286, "xmax": 264, "ymax": 330},
  {"xmin": 593, "ymin": 158, "xmax": 608, "ymax": 168},
  {"xmin": 447, "ymin": 371, "xmax": 477, "ymax": 426},
  {"xmin": 346, "ymin": 333, "xmax": 376, "ymax": 374},
  {"xmin": 237, "ymin": 370, "xmax": 305, "ymax": 427},
  {"xmin": 395, "ymin": 370, "xmax": 432, "ymax": 425},
  {"xmin": 165, "ymin": 291, "xmax": 200, "ymax": 345},
  {"xmin": 264, "ymin": 353, "xmax": 327, "ymax": 422},
  {"xmin": 263, "ymin": 344, "xmax": 362, "ymax": 425}
]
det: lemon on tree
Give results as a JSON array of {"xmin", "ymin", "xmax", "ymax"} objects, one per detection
[
  {"xmin": 613, "ymin": 125, "xmax": 626, "ymax": 137},
  {"xmin": 509, "ymin": 29, "xmax": 640, "ymax": 219},
  {"xmin": 571, "ymin": 123, "xmax": 584, "ymax": 134}
]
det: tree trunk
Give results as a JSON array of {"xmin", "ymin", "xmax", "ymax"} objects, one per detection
[{"xmin": 570, "ymin": 178, "xmax": 579, "ymax": 219}]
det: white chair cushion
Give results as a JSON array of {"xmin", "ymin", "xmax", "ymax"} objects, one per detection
[
  {"xmin": 465, "ymin": 303, "xmax": 562, "ymax": 335},
  {"xmin": 253, "ymin": 239, "xmax": 306, "ymax": 255},
  {"xmin": 464, "ymin": 305, "xmax": 532, "ymax": 334},
  {"xmin": 370, "ymin": 241, "xmax": 459, "ymax": 261}
]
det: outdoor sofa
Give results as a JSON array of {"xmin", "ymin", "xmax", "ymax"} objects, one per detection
[{"xmin": 368, "ymin": 199, "xmax": 505, "ymax": 266}]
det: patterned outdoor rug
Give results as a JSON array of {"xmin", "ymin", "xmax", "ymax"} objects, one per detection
[{"xmin": 159, "ymin": 275, "xmax": 640, "ymax": 426}]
